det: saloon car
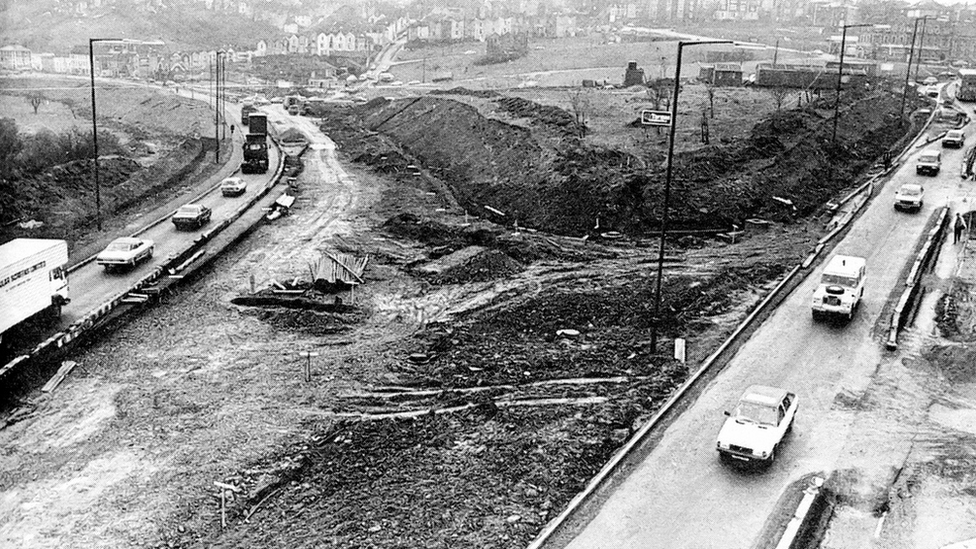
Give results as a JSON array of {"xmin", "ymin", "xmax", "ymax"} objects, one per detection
[
  {"xmin": 943, "ymin": 130, "xmax": 966, "ymax": 149},
  {"xmin": 716, "ymin": 385, "xmax": 798, "ymax": 465},
  {"xmin": 171, "ymin": 204, "xmax": 212, "ymax": 230},
  {"xmin": 894, "ymin": 183, "xmax": 924, "ymax": 212},
  {"xmin": 220, "ymin": 177, "xmax": 247, "ymax": 197},
  {"xmin": 96, "ymin": 237, "xmax": 154, "ymax": 271}
]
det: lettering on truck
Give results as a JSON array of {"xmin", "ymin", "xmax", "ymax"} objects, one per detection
[{"xmin": 0, "ymin": 238, "xmax": 70, "ymax": 345}]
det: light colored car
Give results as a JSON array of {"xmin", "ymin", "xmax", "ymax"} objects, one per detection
[
  {"xmin": 922, "ymin": 76, "xmax": 939, "ymax": 86},
  {"xmin": 220, "ymin": 177, "xmax": 247, "ymax": 196},
  {"xmin": 96, "ymin": 237, "xmax": 154, "ymax": 271},
  {"xmin": 916, "ymin": 149, "xmax": 942, "ymax": 176},
  {"xmin": 717, "ymin": 385, "xmax": 798, "ymax": 465},
  {"xmin": 894, "ymin": 183, "xmax": 924, "ymax": 212},
  {"xmin": 811, "ymin": 254, "xmax": 866, "ymax": 321},
  {"xmin": 943, "ymin": 129, "xmax": 965, "ymax": 148}
]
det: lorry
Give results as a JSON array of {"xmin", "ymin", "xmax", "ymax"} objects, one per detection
[
  {"xmin": 241, "ymin": 112, "xmax": 269, "ymax": 174},
  {"xmin": 240, "ymin": 103, "xmax": 257, "ymax": 126},
  {"xmin": 0, "ymin": 238, "xmax": 70, "ymax": 345}
]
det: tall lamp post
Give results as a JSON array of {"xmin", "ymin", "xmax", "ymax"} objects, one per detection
[
  {"xmin": 900, "ymin": 16, "xmax": 928, "ymax": 125},
  {"xmin": 650, "ymin": 39, "xmax": 731, "ymax": 353},
  {"xmin": 831, "ymin": 23, "xmax": 872, "ymax": 144},
  {"xmin": 89, "ymin": 37, "xmax": 123, "ymax": 231},
  {"xmin": 913, "ymin": 17, "xmax": 928, "ymax": 83}
]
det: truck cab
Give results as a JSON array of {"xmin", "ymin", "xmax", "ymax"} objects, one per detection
[{"xmin": 812, "ymin": 255, "xmax": 866, "ymax": 321}]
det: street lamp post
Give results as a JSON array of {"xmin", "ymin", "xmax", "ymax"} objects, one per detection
[
  {"xmin": 650, "ymin": 39, "xmax": 731, "ymax": 353},
  {"xmin": 900, "ymin": 16, "xmax": 927, "ymax": 125},
  {"xmin": 89, "ymin": 37, "xmax": 122, "ymax": 231},
  {"xmin": 831, "ymin": 23, "xmax": 872, "ymax": 144},
  {"xmin": 914, "ymin": 17, "xmax": 928, "ymax": 83}
]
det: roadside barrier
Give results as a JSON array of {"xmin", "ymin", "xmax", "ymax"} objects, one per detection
[
  {"xmin": 885, "ymin": 207, "xmax": 949, "ymax": 350},
  {"xmin": 0, "ymin": 137, "xmax": 285, "ymax": 383},
  {"xmin": 527, "ymin": 101, "xmax": 941, "ymax": 549}
]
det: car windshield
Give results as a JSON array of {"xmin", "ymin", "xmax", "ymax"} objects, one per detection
[
  {"xmin": 106, "ymin": 241, "xmax": 132, "ymax": 251},
  {"xmin": 920, "ymin": 154, "xmax": 939, "ymax": 163},
  {"xmin": 899, "ymin": 186, "xmax": 922, "ymax": 196},
  {"xmin": 822, "ymin": 274, "xmax": 858, "ymax": 287},
  {"xmin": 733, "ymin": 401, "xmax": 778, "ymax": 426},
  {"xmin": 178, "ymin": 206, "xmax": 199, "ymax": 214},
  {"xmin": 223, "ymin": 179, "xmax": 241, "ymax": 186}
]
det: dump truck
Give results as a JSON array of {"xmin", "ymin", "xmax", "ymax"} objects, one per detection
[
  {"xmin": 241, "ymin": 112, "xmax": 269, "ymax": 174},
  {"xmin": 0, "ymin": 238, "xmax": 70, "ymax": 345}
]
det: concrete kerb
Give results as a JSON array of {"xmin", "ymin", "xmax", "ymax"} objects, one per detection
[
  {"xmin": 529, "ymin": 113, "xmax": 933, "ymax": 549},
  {"xmin": 1, "ymin": 138, "xmax": 283, "ymax": 383},
  {"xmin": 886, "ymin": 207, "xmax": 949, "ymax": 349},
  {"xmin": 774, "ymin": 476, "xmax": 826, "ymax": 549}
]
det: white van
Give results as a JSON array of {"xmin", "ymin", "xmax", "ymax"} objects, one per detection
[{"xmin": 812, "ymin": 255, "xmax": 866, "ymax": 321}]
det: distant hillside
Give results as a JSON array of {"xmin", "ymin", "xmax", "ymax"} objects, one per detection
[{"xmin": 0, "ymin": 0, "xmax": 280, "ymax": 53}]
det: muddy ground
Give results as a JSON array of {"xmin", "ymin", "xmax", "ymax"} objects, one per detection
[{"xmin": 0, "ymin": 81, "xmax": 928, "ymax": 549}]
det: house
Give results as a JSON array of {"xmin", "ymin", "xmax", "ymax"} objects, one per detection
[{"xmin": 0, "ymin": 44, "xmax": 32, "ymax": 70}]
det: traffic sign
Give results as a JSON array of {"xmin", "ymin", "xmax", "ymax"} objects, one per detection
[{"xmin": 641, "ymin": 109, "xmax": 672, "ymax": 126}]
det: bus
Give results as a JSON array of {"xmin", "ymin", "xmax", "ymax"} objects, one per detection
[{"xmin": 959, "ymin": 68, "xmax": 976, "ymax": 102}]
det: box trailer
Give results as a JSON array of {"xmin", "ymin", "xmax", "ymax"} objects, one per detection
[{"xmin": 0, "ymin": 239, "xmax": 70, "ymax": 344}]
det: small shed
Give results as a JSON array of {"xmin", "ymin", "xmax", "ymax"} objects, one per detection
[
  {"xmin": 698, "ymin": 63, "xmax": 715, "ymax": 83},
  {"xmin": 713, "ymin": 63, "xmax": 743, "ymax": 87}
]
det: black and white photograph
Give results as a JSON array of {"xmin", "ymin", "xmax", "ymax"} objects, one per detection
[{"xmin": 2, "ymin": 0, "xmax": 976, "ymax": 547}]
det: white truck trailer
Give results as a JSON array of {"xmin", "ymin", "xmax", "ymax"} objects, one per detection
[{"xmin": 0, "ymin": 238, "xmax": 70, "ymax": 345}]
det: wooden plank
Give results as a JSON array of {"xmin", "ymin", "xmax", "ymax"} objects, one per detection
[{"xmin": 41, "ymin": 360, "xmax": 78, "ymax": 393}]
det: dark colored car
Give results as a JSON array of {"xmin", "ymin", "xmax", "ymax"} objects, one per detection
[{"xmin": 172, "ymin": 204, "xmax": 212, "ymax": 230}]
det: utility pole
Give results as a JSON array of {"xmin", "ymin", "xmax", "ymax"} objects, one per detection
[
  {"xmin": 650, "ymin": 39, "xmax": 732, "ymax": 353},
  {"xmin": 89, "ymin": 37, "xmax": 122, "ymax": 231},
  {"xmin": 914, "ymin": 17, "xmax": 928, "ymax": 82},
  {"xmin": 900, "ymin": 17, "xmax": 925, "ymax": 125}
]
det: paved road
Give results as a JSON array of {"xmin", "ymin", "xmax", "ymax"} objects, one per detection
[
  {"xmin": 62, "ymin": 97, "xmax": 278, "ymax": 326},
  {"xmin": 560, "ymin": 105, "xmax": 975, "ymax": 548}
]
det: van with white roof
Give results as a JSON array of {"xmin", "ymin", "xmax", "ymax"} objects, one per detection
[{"xmin": 811, "ymin": 255, "xmax": 866, "ymax": 321}]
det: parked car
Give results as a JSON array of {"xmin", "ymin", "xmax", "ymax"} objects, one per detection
[
  {"xmin": 220, "ymin": 177, "xmax": 247, "ymax": 196},
  {"xmin": 96, "ymin": 237, "xmax": 154, "ymax": 271},
  {"xmin": 716, "ymin": 385, "xmax": 798, "ymax": 465},
  {"xmin": 943, "ymin": 129, "xmax": 966, "ymax": 148},
  {"xmin": 922, "ymin": 76, "xmax": 939, "ymax": 86},
  {"xmin": 811, "ymin": 254, "xmax": 866, "ymax": 321},
  {"xmin": 916, "ymin": 149, "xmax": 942, "ymax": 176},
  {"xmin": 894, "ymin": 183, "xmax": 925, "ymax": 212},
  {"xmin": 172, "ymin": 204, "xmax": 212, "ymax": 230}
]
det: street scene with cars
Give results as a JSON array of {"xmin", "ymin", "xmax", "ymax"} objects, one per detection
[{"xmin": 3, "ymin": 1, "xmax": 976, "ymax": 549}]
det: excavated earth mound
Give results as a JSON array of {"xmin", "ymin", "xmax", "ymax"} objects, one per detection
[{"xmin": 350, "ymin": 90, "xmax": 909, "ymax": 237}]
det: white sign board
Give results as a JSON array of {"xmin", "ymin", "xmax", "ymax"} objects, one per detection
[{"xmin": 641, "ymin": 109, "xmax": 672, "ymax": 127}]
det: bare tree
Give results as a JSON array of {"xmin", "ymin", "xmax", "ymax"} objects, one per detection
[
  {"xmin": 766, "ymin": 86, "xmax": 791, "ymax": 111},
  {"xmin": 568, "ymin": 88, "xmax": 591, "ymax": 138},
  {"xmin": 27, "ymin": 91, "xmax": 43, "ymax": 114}
]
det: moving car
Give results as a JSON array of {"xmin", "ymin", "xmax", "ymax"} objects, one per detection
[
  {"xmin": 96, "ymin": 237, "xmax": 154, "ymax": 271},
  {"xmin": 716, "ymin": 385, "xmax": 798, "ymax": 465},
  {"xmin": 172, "ymin": 204, "xmax": 212, "ymax": 230},
  {"xmin": 916, "ymin": 149, "xmax": 942, "ymax": 176},
  {"xmin": 811, "ymin": 254, "xmax": 866, "ymax": 321},
  {"xmin": 894, "ymin": 183, "xmax": 924, "ymax": 212},
  {"xmin": 943, "ymin": 129, "xmax": 966, "ymax": 148},
  {"xmin": 220, "ymin": 177, "xmax": 247, "ymax": 197}
]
